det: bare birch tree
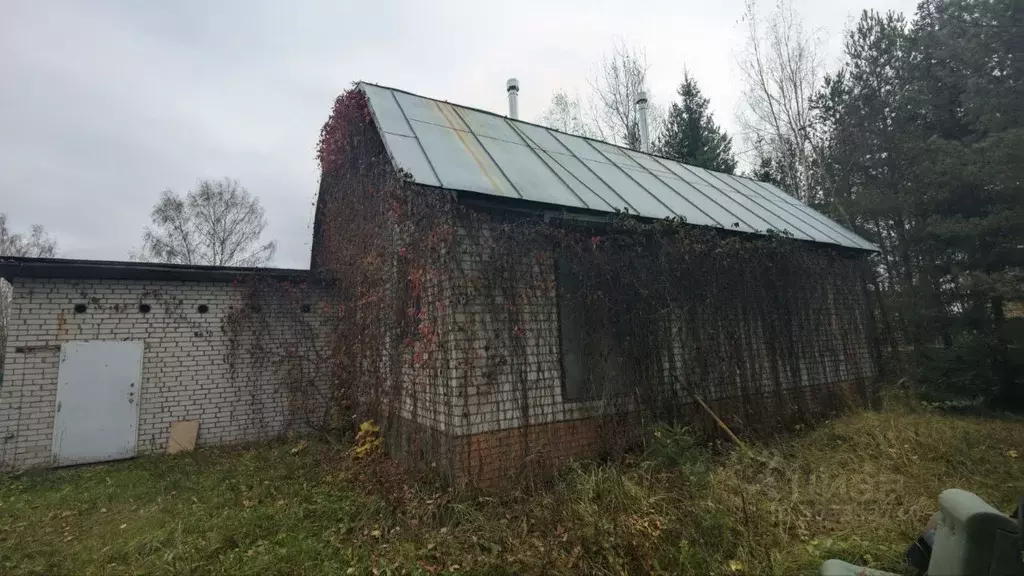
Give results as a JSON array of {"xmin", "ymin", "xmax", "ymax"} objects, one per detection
[
  {"xmin": 136, "ymin": 178, "xmax": 276, "ymax": 266},
  {"xmin": 737, "ymin": 0, "xmax": 824, "ymax": 200},
  {"xmin": 540, "ymin": 90, "xmax": 595, "ymax": 138},
  {"xmin": 588, "ymin": 43, "xmax": 663, "ymax": 150},
  {"xmin": 0, "ymin": 214, "xmax": 58, "ymax": 258},
  {"xmin": 540, "ymin": 43, "xmax": 662, "ymax": 150}
]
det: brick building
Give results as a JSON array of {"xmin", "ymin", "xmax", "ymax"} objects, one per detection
[
  {"xmin": 0, "ymin": 82, "xmax": 880, "ymax": 485},
  {"xmin": 0, "ymin": 259, "xmax": 309, "ymax": 470},
  {"xmin": 311, "ymin": 83, "xmax": 880, "ymax": 486}
]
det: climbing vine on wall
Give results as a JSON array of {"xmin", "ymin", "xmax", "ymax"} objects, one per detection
[
  {"xmin": 223, "ymin": 276, "xmax": 345, "ymax": 433},
  {"xmin": 231, "ymin": 86, "xmax": 878, "ymax": 479}
]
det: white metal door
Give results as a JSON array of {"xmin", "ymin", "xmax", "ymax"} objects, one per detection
[{"xmin": 51, "ymin": 341, "xmax": 143, "ymax": 466}]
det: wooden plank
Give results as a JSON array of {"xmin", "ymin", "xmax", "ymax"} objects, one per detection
[{"xmin": 167, "ymin": 421, "xmax": 199, "ymax": 454}]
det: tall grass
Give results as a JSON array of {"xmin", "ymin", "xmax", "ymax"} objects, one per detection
[{"xmin": 1, "ymin": 403, "xmax": 1022, "ymax": 575}]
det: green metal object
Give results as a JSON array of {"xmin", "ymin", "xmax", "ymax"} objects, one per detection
[
  {"xmin": 930, "ymin": 488, "xmax": 1022, "ymax": 575},
  {"xmin": 821, "ymin": 488, "xmax": 1023, "ymax": 576}
]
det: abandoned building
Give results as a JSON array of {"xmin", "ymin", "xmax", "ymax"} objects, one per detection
[
  {"xmin": 311, "ymin": 82, "xmax": 879, "ymax": 486},
  {"xmin": 0, "ymin": 259, "xmax": 312, "ymax": 470},
  {"xmin": 1, "ymin": 81, "xmax": 878, "ymax": 485}
]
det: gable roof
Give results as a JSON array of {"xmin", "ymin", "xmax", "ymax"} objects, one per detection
[{"xmin": 358, "ymin": 82, "xmax": 877, "ymax": 252}]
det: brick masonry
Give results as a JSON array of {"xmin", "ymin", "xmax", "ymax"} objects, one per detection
[
  {"xmin": 391, "ymin": 215, "xmax": 879, "ymax": 485},
  {"xmin": 308, "ymin": 110, "xmax": 880, "ymax": 486},
  {"xmin": 0, "ymin": 277, "xmax": 307, "ymax": 470},
  {"xmin": 453, "ymin": 381, "xmax": 859, "ymax": 487},
  {"xmin": 0, "ymin": 230, "xmax": 875, "ymax": 483}
]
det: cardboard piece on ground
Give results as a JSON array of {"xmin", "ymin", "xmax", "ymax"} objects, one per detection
[{"xmin": 167, "ymin": 420, "xmax": 199, "ymax": 454}]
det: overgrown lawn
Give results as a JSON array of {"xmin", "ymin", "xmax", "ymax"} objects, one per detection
[{"xmin": 2, "ymin": 403, "xmax": 1022, "ymax": 575}]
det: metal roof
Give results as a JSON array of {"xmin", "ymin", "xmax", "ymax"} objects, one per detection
[{"xmin": 358, "ymin": 82, "xmax": 877, "ymax": 252}]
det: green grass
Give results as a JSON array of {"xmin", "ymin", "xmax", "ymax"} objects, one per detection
[{"xmin": 2, "ymin": 402, "xmax": 1023, "ymax": 575}]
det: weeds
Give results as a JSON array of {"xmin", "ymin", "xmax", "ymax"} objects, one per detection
[{"xmin": 1, "ymin": 404, "xmax": 1022, "ymax": 575}]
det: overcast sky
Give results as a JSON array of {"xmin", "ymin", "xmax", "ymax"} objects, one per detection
[{"xmin": 1, "ymin": 0, "xmax": 918, "ymax": 268}]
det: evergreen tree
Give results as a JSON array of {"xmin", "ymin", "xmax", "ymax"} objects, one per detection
[
  {"xmin": 655, "ymin": 73, "xmax": 737, "ymax": 173},
  {"xmin": 810, "ymin": 0, "xmax": 1024, "ymax": 407},
  {"xmin": 911, "ymin": 0, "xmax": 1024, "ymax": 406}
]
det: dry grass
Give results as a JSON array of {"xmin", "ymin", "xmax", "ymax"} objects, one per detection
[
  {"xmin": 1, "ymin": 401, "xmax": 1022, "ymax": 575},
  {"xmin": 701, "ymin": 403, "xmax": 1024, "ymax": 573}
]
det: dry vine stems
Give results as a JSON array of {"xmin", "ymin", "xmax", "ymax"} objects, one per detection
[{"xmin": 225, "ymin": 88, "xmax": 877, "ymax": 483}]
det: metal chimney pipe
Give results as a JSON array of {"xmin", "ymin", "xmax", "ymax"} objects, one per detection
[
  {"xmin": 636, "ymin": 91, "xmax": 650, "ymax": 152},
  {"xmin": 506, "ymin": 78, "xmax": 520, "ymax": 119}
]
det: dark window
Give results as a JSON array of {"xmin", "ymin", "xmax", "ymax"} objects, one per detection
[
  {"xmin": 404, "ymin": 267, "xmax": 423, "ymax": 330},
  {"xmin": 556, "ymin": 256, "xmax": 625, "ymax": 402},
  {"xmin": 557, "ymin": 257, "xmax": 586, "ymax": 400}
]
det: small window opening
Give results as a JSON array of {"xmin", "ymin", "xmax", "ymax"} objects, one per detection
[{"xmin": 405, "ymin": 271, "xmax": 422, "ymax": 329}]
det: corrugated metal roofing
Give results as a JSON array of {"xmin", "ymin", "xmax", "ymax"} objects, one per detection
[{"xmin": 358, "ymin": 82, "xmax": 877, "ymax": 252}]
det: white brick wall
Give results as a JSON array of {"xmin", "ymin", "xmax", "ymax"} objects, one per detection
[
  {"xmin": 446, "ymin": 220, "xmax": 879, "ymax": 437},
  {"xmin": 448, "ymin": 226, "xmax": 636, "ymax": 437},
  {"xmin": 0, "ymin": 277, "xmax": 307, "ymax": 470}
]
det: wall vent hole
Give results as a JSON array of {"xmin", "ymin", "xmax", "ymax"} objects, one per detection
[
  {"xmin": 73, "ymin": 304, "xmax": 87, "ymax": 314},
  {"xmin": 197, "ymin": 304, "xmax": 209, "ymax": 314},
  {"xmin": 138, "ymin": 304, "xmax": 151, "ymax": 314}
]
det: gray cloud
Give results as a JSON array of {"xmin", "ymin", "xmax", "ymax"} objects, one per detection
[{"xmin": 0, "ymin": 0, "xmax": 917, "ymax": 268}]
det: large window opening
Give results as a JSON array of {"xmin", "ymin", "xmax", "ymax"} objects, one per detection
[{"xmin": 556, "ymin": 255, "xmax": 626, "ymax": 402}]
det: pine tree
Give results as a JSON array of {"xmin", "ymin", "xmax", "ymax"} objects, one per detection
[
  {"xmin": 911, "ymin": 0, "xmax": 1024, "ymax": 406},
  {"xmin": 655, "ymin": 72, "xmax": 737, "ymax": 174},
  {"xmin": 810, "ymin": 0, "xmax": 1024, "ymax": 407}
]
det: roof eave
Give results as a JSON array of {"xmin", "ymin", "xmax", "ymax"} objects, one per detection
[{"xmin": 0, "ymin": 257, "xmax": 310, "ymax": 283}]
